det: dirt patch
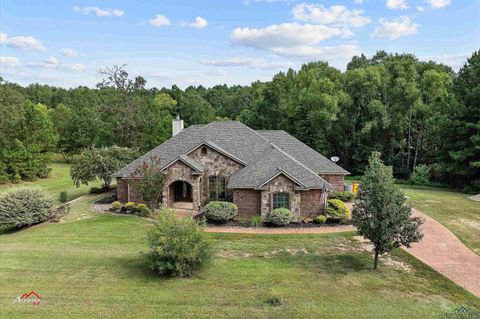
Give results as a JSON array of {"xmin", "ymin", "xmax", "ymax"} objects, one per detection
[
  {"xmin": 456, "ymin": 218, "xmax": 480, "ymax": 230},
  {"xmin": 382, "ymin": 256, "xmax": 413, "ymax": 273},
  {"xmin": 468, "ymin": 194, "xmax": 480, "ymax": 201}
]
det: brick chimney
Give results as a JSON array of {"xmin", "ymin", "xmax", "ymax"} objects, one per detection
[{"xmin": 172, "ymin": 115, "xmax": 184, "ymax": 137}]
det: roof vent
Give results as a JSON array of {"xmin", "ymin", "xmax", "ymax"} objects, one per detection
[{"xmin": 172, "ymin": 115, "xmax": 184, "ymax": 137}]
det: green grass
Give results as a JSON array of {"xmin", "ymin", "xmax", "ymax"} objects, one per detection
[
  {"xmin": 399, "ymin": 184, "xmax": 480, "ymax": 255},
  {"xmin": 0, "ymin": 195, "xmax": 478, "ymax": 319},
  {"xmin": 0, "ymin": 162, "xmax": 102, "ymax": 202}
]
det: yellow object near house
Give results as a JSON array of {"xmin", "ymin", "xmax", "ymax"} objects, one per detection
[{"xmin": 352, "ymin": 182, "xmax": 359, "ymax": 193}]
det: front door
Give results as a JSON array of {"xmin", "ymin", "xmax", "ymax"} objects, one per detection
[{"xmin": 174, "ymin": 181, "xmax": 192, "ymax": 202}]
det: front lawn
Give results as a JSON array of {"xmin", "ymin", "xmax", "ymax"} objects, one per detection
[
  {"xmin": 0, "ymin": 162, "xmax": 102, "ymax": 202},
  {"xmin": 0, "ymin": 196, "xmax": 478, "ymax": 319}
]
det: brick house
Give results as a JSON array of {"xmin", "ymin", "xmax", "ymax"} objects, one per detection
[{"xmin": 113, "ymin": 119, "xmax": 349, "ymax": 220}]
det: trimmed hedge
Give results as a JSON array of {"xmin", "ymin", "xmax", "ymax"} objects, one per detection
[
  {"xmin": 202, "ymin": 201, "xmax": 238, "ymax": 223},
  {"xmin": 329, "ymin": 191, "xmax": 356, "ymax": 202},
  {"xmin": 269, "ymin": 208, "xmax": 292, "ymax": 226},
  {"xmin": 325, "ymin": 199, "xmax": 350, "ymax": 222},
  {"xmin": 0, "ymin": 187, "xmax": 55, "ymax": 228},
  {"xmin": 315, "ymin": 215, "xmax": 327, "ymax": 224}
]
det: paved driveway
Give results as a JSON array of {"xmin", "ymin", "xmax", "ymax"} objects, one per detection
[{"xmin": 404, "ymin": 209, "xmax": 480, "ymax": 298}]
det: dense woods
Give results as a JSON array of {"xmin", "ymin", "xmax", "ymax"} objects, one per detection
[{"xmin": 1, "ymin": 50, "xmax": 479, "ymax": 192}]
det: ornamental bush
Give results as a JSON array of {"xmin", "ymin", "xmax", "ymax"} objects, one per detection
[
  {"xmin": 269, "ymin": 208, "xmax": 292, "ymax": 226},
  {"xmin": 315, "ymin": 215, "xmax": 327, "ymax": 224},
  {"xmin": 202, "ymin": 201, "xmax": 238, "ymax": 223},
  {"xmin": 329, "ymin": 191, "xmax": 356, "ymax": 202},
  {"xmin": 136, "ymin": 203, "xmax": 151, "ymax": 217},
  {"xmin": 124, "ymin": 202, "xmax": 135, "ymax": 212},
  {"xmin": 111, "ymin": 201, "xmax": 122, "ymax": 211},
  {"xmin": 325, "ymin": 199, "xmax": 350, "ymax": 222},
  {"xmin": 144, "ymin": 207, "xmax": 214, "ymax": 277},
  {"xmin": 0, "ymin": 187, "xmax": 55, "ymax": 228}
]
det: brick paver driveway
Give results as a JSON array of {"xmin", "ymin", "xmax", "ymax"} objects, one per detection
[{"xmin": 404, "ymin": 209, "xmax": 480, "ymax": 298}]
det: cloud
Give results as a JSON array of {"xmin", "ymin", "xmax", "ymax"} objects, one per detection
[
  {"xmin": 44, "ymin": 56, "xmax": 59, "ymax": 65},
  {"xmin": 270, "ymin": 44, "xmax": 360, "ymax": 59},
  {"xmin": 0, "ymin": 32, "xmax": 46, "ymax": 51},
  {"xmin": 426, "ymin": 53, "xmax": 468, "ymax": 70},
  {"xmin": 425, "ymin": 0, "xmax": 451, "ymax": 8},
  {"xmin": 231, "ymin": 23, "xmax": 352, "ymax": 50},
  {"xmin": 61, "ymin": 48, "xmax": 78, "ymax": 57},
  {"xmin": 200, "ymin": 56, "xmax": 294, "ymax": 69},
  {"xmin": 73, "ymin": 6, "xmax": 124, "ymax": 17},
  {"xmin": 353, "ymin": 0, "xmax": 366, "ymax": 3},
  {"xmin": 386, "ymin": 0, "xmax": 409, "ymax": 9},
  {"xmin": 0, "ymin": 56, "xmax": 21, "ymax": 68},
  {"xmin": 292, "ymin": 4, "xmax": 370, "ymax": 28},
  {"xmin": 371, "ymin": 16, "xmax": 419, "ymax": 39},
  {"xmin": 416, "ymin": 6, "xmax": 425, "ymax": 11},
  {"xmin": 149, "ymin": 15, "xmax": 171, "ymax": 27},
  {"xmin": 69, "ymin": 63, "xmax": 87, "ymax": 71},
  {"xmin": 181, "ymin": 16, "xmax": 208, "ymax": 28},
  {"xmin": 206, "ymin": 69, "xmax": 228, "ymax": 76}
]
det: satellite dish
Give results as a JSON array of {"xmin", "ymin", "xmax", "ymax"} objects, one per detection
[{"xmin": 331, "ymin": 156, "xmax": 340, "ymax": 163}]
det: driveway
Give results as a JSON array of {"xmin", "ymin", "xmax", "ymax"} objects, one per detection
[{"xmin": 404, "ymin": 209, "xmax": 480, "ymax": 298}]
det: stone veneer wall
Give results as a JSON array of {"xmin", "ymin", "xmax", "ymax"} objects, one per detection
[
  {"xmin": 162, "ymin": 161, "xmax": 201, "ymax": 211},
  {"xmin": 233, "ymin": 189, "xmax": 261, "ymax": 217},
  {"xmin": 260, "ymin": 175, "xmax": 301, "ymax": 220},
  {"xmin": 320, "ymin": 174, "xmax": 345, "ymax": 192},
  {"xmin": 188, "ymin": 145, "xmax": 244, "ymax": 205}
]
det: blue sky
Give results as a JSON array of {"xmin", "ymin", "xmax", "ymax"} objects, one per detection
[{"xmin": 1, "ymin": 0, "xmax": 479, "ymax": 88}]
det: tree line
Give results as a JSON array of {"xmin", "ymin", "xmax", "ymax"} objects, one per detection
[{"xmin": 0, "ymin": 50, "xmax": 479, "ymax": 192}]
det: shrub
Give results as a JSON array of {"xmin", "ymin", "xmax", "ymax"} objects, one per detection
[
  {"xmin": 89, "ymin": 187, "xmax": 104, "ymax": 194},
  {"xmin": 269, "ymin": 208, "xmax": 292, "ymax": 226},
  {"xmin": 202, "ymin": 201, "xmax": 238, "ymax": 223},
  {"xmin": 315, "ymin": 215, "xmax": 327, "ymax": 224},
  {"xmin": 409, "ymin": 164, "xmax": 431, "ymax": 185},
  {"xmin": 325, "ymin": 199, "xmax": 350, "ymax": 222},
  {"xmin": 136, "ymin": 203, "xmax": 151, "ymax": 217},
  {"xmin": 329, "ymin": 191, "xmax": 355, "ymax": 202},
  {"xmin": 124, "ymin": 202, "xmax": 135, "ymax": 211},
  {"xmin": 111, "ymin": 201, "xmax": 122, "ymax": 211},
  {"xmin": 0, "ymin": 187, "xmax": 55, "ymax": 228},
  {"xmin": 59, "ymin": 191, "xmax": 68, "ymax": 203},
  {"xmin": 144, "ymin": 207, "xmax": 214, "ymax": 277},
  {"xmin": 250, "ymin": 215, "xmax": 263, "ymax": 228}
]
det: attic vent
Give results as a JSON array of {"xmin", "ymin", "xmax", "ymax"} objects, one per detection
[{"xmin": 201, "ymin": 146, "xmax": 207, "ymax": 155}]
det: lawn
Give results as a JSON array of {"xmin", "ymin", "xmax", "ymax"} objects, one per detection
[
  {"xmin": 399, "ymin": 184, "xmax": 480, "ymax": 255},
  {"xmin": 0, "ymin": 162, "xmax": 102, "ymax": 202},
  {"xmin": 0, "ymin": 195, "xmax": 479, "ymax": 319}
]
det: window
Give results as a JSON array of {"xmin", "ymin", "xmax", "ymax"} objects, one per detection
[
  {"xmin": 273, "ymin": 192, "xmax": 289, "ymax": 209},
  {"xmin": 209, "ymin": 175, "xmax": 226, "ymax": 199},
  {"xmin": 201, "ymin": 147, "xmax": 208, "ymax": 155}
]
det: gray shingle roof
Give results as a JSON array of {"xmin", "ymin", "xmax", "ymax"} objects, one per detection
[{"xmin": 113, "ymin": 121, "xmax": 349, "ymax": 189}]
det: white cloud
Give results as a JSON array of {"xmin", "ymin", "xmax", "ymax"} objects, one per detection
[
  {"xmin": 200, "ymin": 56, "xmax": 294, "ymax": 69},
  {"xmin": 425, "ymin": 0, "xmax": 451, "ymax": 8},
  {"xmin": 353, "ymin": 0, "xmax": 366, "ymax": 3},
  {"xmin": 292, "ymin": 3, "xmax": 371, "ymax": 28},
  {"xmin": 44, "ymin": 56, "xmax": 59, "ymax": 65},
  {"xmin": 371, "ymin": 16, "xmax": 419, "ymax": 39},
  {"xmin": 270, "ymin": 44, "xmax": 360, "ymax": 59},
  {"xmin": 0, "ymin": 56, "xmax": 21, "ymax": 68},
  {"xmin": 61, "ymin": 48, "xmax": 78, "ymax": 57},
  {"xmin": 426, "ymin": 53, "xmax": 468, "ymax": 70},
  {"xmin": 182, "ymin": 16, "xmax": 208, "ymax": 29},
  {"xmin": 417, "ymin": 6, "xmax": 425, "ymax": 11},
  {"xmin": 206, "ymin": 69, "xmax": 228, "ymax": 76},
  {"xmin": 0, "ymin": 32, "xmax": 46, "ymax": 51},
  {"xmin": 231, "ymin": 23, "xmax": 352, "ymax": 50},
  {"xmin": 73, "ymin": 6, "xmax": 124, "ymax": 17},
  {"xmin": 386, "ymin": 0, "xmax": 409, "ymax": 10},
  {"xmin": 149, "ymin": 15, "xmax": 171, "ymax": 27}
]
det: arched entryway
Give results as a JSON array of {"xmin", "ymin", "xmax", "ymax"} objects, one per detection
[{"xmin": 169, "ymin": 180, "xmax": 193, "ymax": 209}]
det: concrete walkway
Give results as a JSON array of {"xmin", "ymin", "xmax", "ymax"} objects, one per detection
[{"xmin": 403, "ymin": 209, "xmax": 480, "ymax": 298}]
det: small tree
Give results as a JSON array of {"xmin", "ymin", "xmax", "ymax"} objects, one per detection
[
  {"xmin": 131, "ymin": 156, "xmax": 168, "ymax": 210},
  {"xmin": 352, "ymin": 152, "xmax": 424, "ymax": 269},
  {"xmin": 409, "ymin": 164, "xmax": 431, "ymax": 185},
  {"xmin": 70, "ymin": 146, "xmax": 137, "ymax": 189}
]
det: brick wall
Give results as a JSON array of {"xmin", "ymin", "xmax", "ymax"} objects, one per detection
[
  {"xmin": 300, "ymin": 189, "xmax": 324, "ymax": 217},
  {"xmin": 115, "ymin": 178, "xmax": 142, "ymax": 203},
  {"xmin": 233, "ymin": 189, "xmax": 261, "ymax": 218},
  {"xmin": 320, "ymin": 174, "xmax": 345, "ymax": 192}
]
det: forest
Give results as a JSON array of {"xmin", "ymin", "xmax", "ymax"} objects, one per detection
[{"xmin": 0, "ymin": 50, "xmax": 479, "ymax": 192}]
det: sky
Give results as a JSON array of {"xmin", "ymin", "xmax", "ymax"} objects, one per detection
[{"xmin": 0, "ymin": 0, "xmax": 479, "ymax": 89}]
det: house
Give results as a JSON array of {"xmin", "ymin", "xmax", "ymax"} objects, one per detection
[{"xmin": 113, "ymin": 118, "xmax": 349, "ymax": 219}]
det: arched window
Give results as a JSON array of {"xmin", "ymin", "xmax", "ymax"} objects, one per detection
[
  {"xmin": 273, "ymin": 192, "xmax": 289, "ymax": 209},
  {"xmin": 201, "ymin": 146, "xmax": 208, "ymax": 155}
]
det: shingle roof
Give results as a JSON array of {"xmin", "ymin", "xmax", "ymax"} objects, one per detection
[{"xmin": 113, "ymin": 121, "xmax": 349, "ymax": 189}]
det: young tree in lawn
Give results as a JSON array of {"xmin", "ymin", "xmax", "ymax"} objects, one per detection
[
  {"xmin": 70, "ymin": 146, "xmax": 137, "ymax": 189},
  {"xmin": 352, "ymin": 152, "xmax": 424, "ymax": 269},
  {"xmin": 131, "ymin": 156, "xmax": 169, "ymax": 210}
]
